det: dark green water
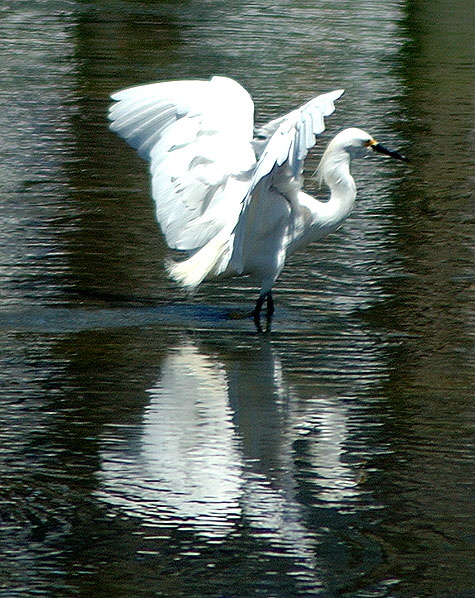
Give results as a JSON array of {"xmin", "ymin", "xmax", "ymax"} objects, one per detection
[{"xmin": 0, "ymin": 1, "xmax": 474, "ymax": 596}]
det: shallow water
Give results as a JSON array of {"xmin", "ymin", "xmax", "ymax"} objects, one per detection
[{"xmin": 0, "ymin": 1, "xmax": 474, "ymax": 597}]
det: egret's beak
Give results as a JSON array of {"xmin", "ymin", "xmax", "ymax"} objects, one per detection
[{"xmin": 369, "ymin": 139, "xmax": 409, "ymax": 162}]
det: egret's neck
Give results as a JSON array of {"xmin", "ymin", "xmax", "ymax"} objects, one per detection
[
  {"xmin": 316, "ymin": 152, "xmax": 356, "ymax": 228},
  {"xmin": 285, "ymin": 150, "xmax": 357, "ymax": 256}
]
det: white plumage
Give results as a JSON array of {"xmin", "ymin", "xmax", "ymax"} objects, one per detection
[{"xmin": 109, "ymin": 75, "xmax": 407, "ymax": 330}]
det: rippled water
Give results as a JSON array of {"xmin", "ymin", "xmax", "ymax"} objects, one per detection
[{"xmin": 1, "ymin": 1, "xmax": 474, "ymax": 597}]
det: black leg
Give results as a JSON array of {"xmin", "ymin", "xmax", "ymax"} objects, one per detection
[{"xmin": 253, "ymin": 292, "xmax": 274, "ymax": 333}]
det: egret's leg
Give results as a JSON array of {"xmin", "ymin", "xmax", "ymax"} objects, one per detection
[
  {"xmin": 253, "ymin": 292, "xmax": 274, "ymax": 332},
  {"xmin": 253, "ymin": 293, "xmax": 266, "ymax": 332}
]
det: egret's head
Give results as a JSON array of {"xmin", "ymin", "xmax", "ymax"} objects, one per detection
[
  {"xmin": 316, "ymin": 127, "xmax": 408, "ymax": 187},
  {"xmin": 335, "ymin": 127, "xmax": 408, "ymax": 161}
]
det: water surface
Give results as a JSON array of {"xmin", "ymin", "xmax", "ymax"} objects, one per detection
[{"xmin": 0, "ymin": 1, "xmax": 474, "ymax": 596}]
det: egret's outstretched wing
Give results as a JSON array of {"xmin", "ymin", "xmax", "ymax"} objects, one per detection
[
  {"xmin": 109, "ymin": 76, "xmax": 256, "ymax": 251},
  {"xmin": 249, "ymin": 89, "xmax": 344, "ymax": 188}
]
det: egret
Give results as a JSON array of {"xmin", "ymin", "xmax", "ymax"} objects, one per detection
[{"xmin": 108, "ymin": 76, "xmax": 407, "ymax": 331}]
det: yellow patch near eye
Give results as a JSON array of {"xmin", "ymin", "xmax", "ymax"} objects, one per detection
[{"xmin": 366, "ymin": 139, "xmax": 377, "ymax": 147}]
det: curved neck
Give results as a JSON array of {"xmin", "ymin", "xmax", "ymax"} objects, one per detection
[
  {"xmin": 285, "ymin": 151, "xmax": 357, "ymax": 256},
  {"xmin": 316, "ymin": 153, "xmax": 356, "ymax": 228}
]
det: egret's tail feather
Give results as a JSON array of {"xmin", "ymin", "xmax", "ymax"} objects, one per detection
[{"xmin": 166, "ymin": 231, "xmax": 231, "ymax": 290}]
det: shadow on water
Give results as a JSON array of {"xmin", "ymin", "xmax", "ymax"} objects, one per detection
[{"xmin": 0, "ymin": 302, "xmax": 314, "ymax": 334}]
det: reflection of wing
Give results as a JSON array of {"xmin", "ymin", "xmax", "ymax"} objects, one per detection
[
  {"xmin": 109, "ymin": 76, "xmax": 256, "ymax": 251},
  {"xmin": 141, "ymin": 343, "xmax": 243, "ymax": 533},
  {"xmin": 98, "ymin": 342, "xmax": 243, "ymax": 539}
]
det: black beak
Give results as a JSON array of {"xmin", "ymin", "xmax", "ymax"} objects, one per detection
[{"xmin": 372, "ymin": 142, "xmax": 409, "ymax": 162}]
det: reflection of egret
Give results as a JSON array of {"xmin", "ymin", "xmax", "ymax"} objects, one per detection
[
  {"xmin": 97, "ymin": 338, "xmax": 367, "ymax": 590},
  {"xmin": 109, "ymin": 76, "xmax": 407, "ymax": 330},
  {"xmin": 96, "ymin": 340, "xmax": 317, "ymax": 579}
]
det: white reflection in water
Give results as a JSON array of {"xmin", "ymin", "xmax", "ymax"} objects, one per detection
[
  {"xmin": 99, "ymin": 343, "xmax": 242, "ymax": 537},
  {"xmin": 304, "ymin": 405, "xmax": 361, "ymax": 506},
  {"xmin": 140, "ymin": 344, "xmax": 242, "ymax": 536},
  {"xmin": 98, "ymin": 339, "xmax": 363, "ymax": 561}
]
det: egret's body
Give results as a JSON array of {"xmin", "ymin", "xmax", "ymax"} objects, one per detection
[{"xmin": 109, "ymin": 76, "xmax": 407, "ymax": 330}]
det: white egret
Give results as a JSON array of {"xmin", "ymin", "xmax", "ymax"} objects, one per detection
[{"xmin": 108, "ymin": 76, "xmax": 407, "ymax": 331}]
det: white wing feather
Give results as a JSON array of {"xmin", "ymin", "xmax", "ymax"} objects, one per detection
[
  {"xmin": 109, "ymin": 76, "xmax": 256, "ymax": 251},
  {"xmin": 248, "ymin": 89, "xmax": 344, "ymax": 190}
]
